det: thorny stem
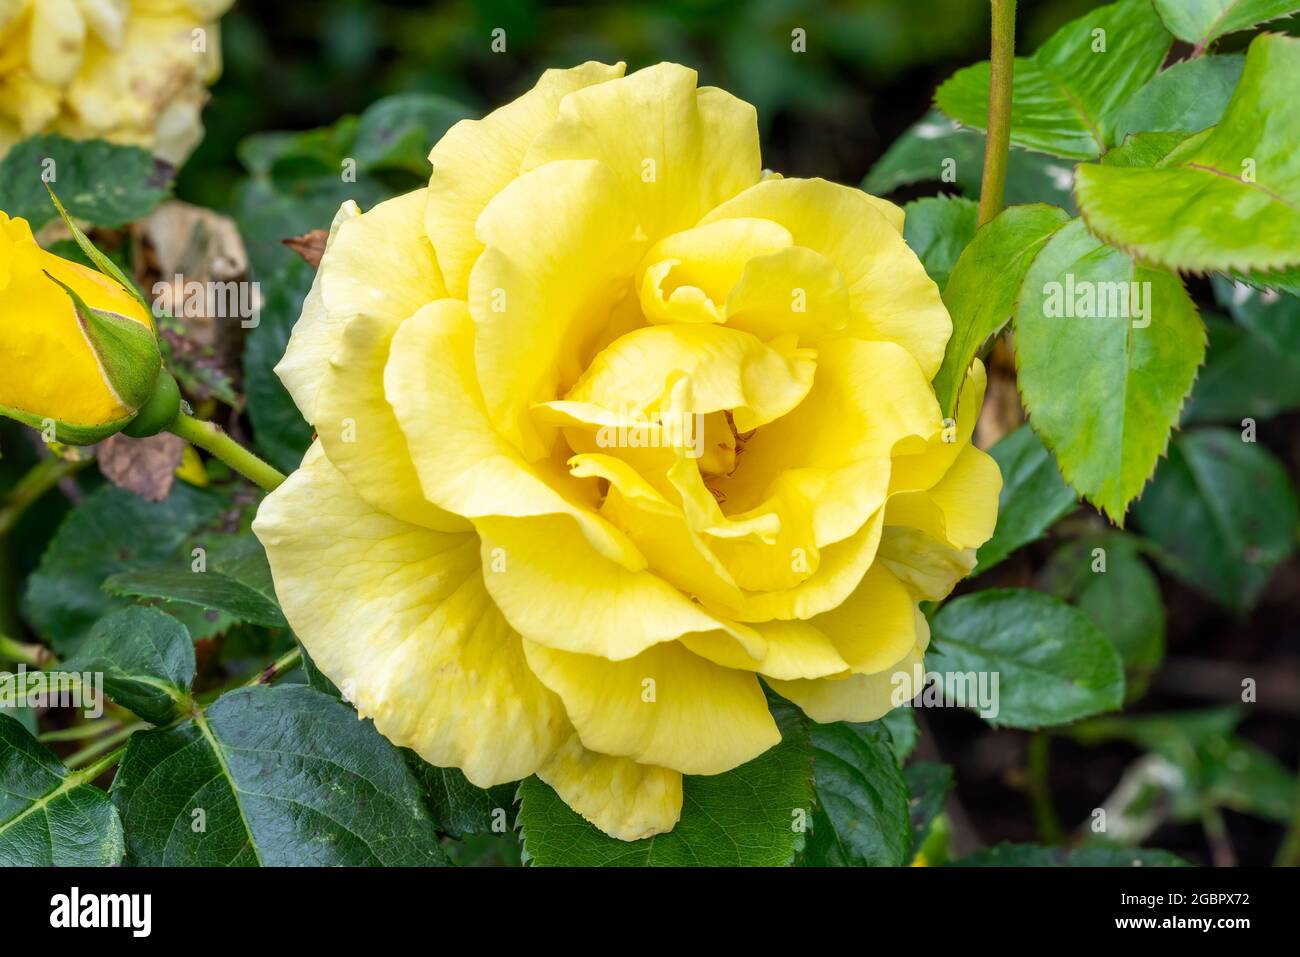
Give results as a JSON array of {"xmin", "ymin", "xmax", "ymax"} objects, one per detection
[
  {"xmin": 69, "ymin": 741, "xmax": 132, "ymax": 785},
  {"xmin": 168, "ymin": 412, "xmax": 286, "ymax": 492},
  {"xmin": 978, "ymin": 0, "xmax": 1017, "ymax": 226}
]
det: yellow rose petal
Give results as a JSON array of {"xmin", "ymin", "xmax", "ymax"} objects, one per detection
[
  {"xmin": 681, "ymin": 618, "xmax": 849, "ymax": 681},
  {"xmin": 275, "ymin": 201, "xmax": 361, "ymax": 425},
  {"xmin": 523, "ymin": 638, "xmax": 780, "ymax": 775},
  {"xmin": 426, "ymin": 61, "xmax": 626, "ymax": 297},
  {"xmin": 702, "ymin": 177, "xmax": 949, "ymax": 377},
  {"xmin": 537, "ymin": 734, "xmax": 682, "ymax": 841},
  {"xmin": 29, "ymin": 0, "xmax": 86, "ymax": 87},
  {"xmin": 469, "ymin": 159, "xmax": 642, "ymax": 459},
  {"xmin": 876, "ymin": 526, "xmax": 978, "ymax": 602},
  {"xmin": 523, "ymin": 62, "xmax": 761, "ymax": 243},
  {"xmin": 253, "ymin": 443, "xmax": 568, "ymax": 787},
  {"xmin": 477, "ymin": 512, "xmax": 763, "ymax": 661},
  {"xmin": 724, "ymin": 244, "xmax": 852, "ymax": 342},
  {"xmin": 0, "ymin": 212, "xmax": 152, "ymax": 430},
  {"xmin": 563, "ymin": 322, "xmax": 816, "ymax": 433},
  {"xmin": 386, "ymin": 298, "xmax": 646, "ymax": 570},
  {"xmin": 711, "ymin": 338, "xmax": 940, "ymax": 550},
  {"xmin": 886, "ymin": 444, "xmax": 1003, "ymax": 551},
  {"xmin": 637, "ymin": 218, "xmax": 791, "ymax": 325},
  {"xmin": 810, "ymin": 563, "xmax": 928, "ymax": 673},
  {"xmin": 770, "ymin": 644, "xmax": 927, "ymax": 724},
  {"xmin": 309, "ymin": 191, "xmax": 465, "ymax": 530}
]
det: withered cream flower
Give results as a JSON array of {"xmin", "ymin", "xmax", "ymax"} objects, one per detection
[
  {"xmin": 254, "ymin": 62, "xmax": 1001, "ymax": 841},
  {"xmin": 0, "ymin": 0, "xmax": 232, "ymax": 163}
]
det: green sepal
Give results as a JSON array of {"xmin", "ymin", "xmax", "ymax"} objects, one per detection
[
  {"xmin": 45, "ymin": 184, "xmax": 148, "ymax": 309},
  {"xmin": 122, "ymin": 371, "xmax": 181, "ymax": 438},
  {"xmin": 45, "ymin": 272, "xmax": 161, "ymax": 413},
  {"xmin": 0, "ymin": 401, "xmax": 133, "ymax": 446}
]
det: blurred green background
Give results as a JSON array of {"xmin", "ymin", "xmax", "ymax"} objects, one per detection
[{"xmin": 179, "ymin": 0, "xmax": 1114, "ymax": 210}]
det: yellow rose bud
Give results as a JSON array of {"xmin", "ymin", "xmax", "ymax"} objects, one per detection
[
  {"xmin": 0, "ymin": 209, "xmax": 161, "ymax": 443},
  {"xmin": 253, "ymin": 63, "xmax": 1003, "ymax": 841}
]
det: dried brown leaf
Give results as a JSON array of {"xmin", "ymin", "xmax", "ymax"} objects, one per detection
[{"xmin": 97, "ymin": 433, "xmax": 185, "ymax": 502}]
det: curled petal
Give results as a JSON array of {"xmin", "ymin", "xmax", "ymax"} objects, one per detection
[
  {"xmin": 253, "ymin": 444, "xmax": 568, "ymax": 787},
  {"xmin": 523, "ymin": 62, "xmax": 761, "ymax": 243},
  {"xmin": 702, "ymin": 178, "xmax": 948, "ymax": 377},
  {"xmin": 523, "ymin": 638, "xmax": 780, "ymax": 775},
  {"xmin": 537, "ymin": 735, "xmax": 682, "ymax": 841},
  {"xmin": 477, "ymin": 513, "xmax": 764, "ymax": 661},
  {"xmin": 426, "ymin": 61, "xmax": 626, "ymax": 297}
]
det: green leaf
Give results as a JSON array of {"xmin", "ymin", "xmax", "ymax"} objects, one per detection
[
  {"xmin": 1112, "ymin": 54, "xmax": 1245, "ymax": 142},
  {"xmin": 862, "ymin": 111, "xmax": 1076, "ymax": 209},
  {"xmin": 403, "ymin": 755, "xmax": 516, "ymax": 839},
  {"xmin": 298, "ymin": 644, "xmax": 513, "ymax": 839},
  {"xmin": 232, "ymin": 98, "xmax": 472, "ymax": 279},
  {"xmin": 1133, "ymin": 428, "xmax": 1298, "ymax": 612},
  {"xmin": 1013, "ymin": 218, "xmax": 1205, "ymax": 522},
  {"xmin": 44, "ymin": 184, "xmax": 148, "ymax": 307},
  {"xmin": 1201, "ymin": 739, "xmax": 1298, "ymax": 822},
  {"xmin": 104, "ymin": 538, "xmax": 287, "ymax": 630},
  {"xmin": 882, "ymin": 708, "xmax": 918, "ymax": 762},
  {"xmin": 973, "ymin": 424, "xmax": 1078, "ymax": 575},
  {"xmin": 1101, "ymin": 131, "xmax": 1199, "ymax": 169},
  {"xmin": 904, "ymin": 762, "xmax": 953, "ymax": 859},
  {"xmin": 1072, "ymin": 709, "xmax": 1296, "ymax": 823},
  {"xmin": 352, "ymin": 93, "xmax": 472, "ymax": 176},
  {"xmin": 110, "ymin": 684, "xmax": 448, "ymax": 865},
  {"xmin": 24, "ymin": 484, "xmax": 226, "ymax": 654},
  {"xmin": 298, "ymin": 643, "xmax": 342, "ymax": 699},
  {"xmin": 1153, "ymin": 0, "xmax": 1300, "ymax": 50},
  {"xmin": 1231, "ymin": 263, "xmax": 1300, "ymax": 297},
  {"xmin": 933, "ymin": 204, "xmax": 1072, "ymax": 418},
  {"xmin": 1041, "ymin": 532, "xmax": 1165, "ymax": 700},
  {"xmin": 1212, "ymin": 274, "xmax": 1300, "ymax": 356},
  {"xmin": 902, "ymin": 195, "xmax": 978, "ymax": 290},
  {"xmin": 954, "ymin": 842, "xmax": 1188, "ymax": 866},
  {"xmin": 244, "ymin": 258, "xmax": 315, "ymax": 473},
  {"xmin": 1184, "ymin": 313, "xmax": 1300, "ymax": 423},
  {"xmin": 1071, "ymin": 707, "xmax": 1244, "ymax": 757},
  {"xmin": 929, "ymin": 589, "xmax": 1125, "ymax": 728},
  {"xmin": 518, "ymin": 701, "xmax": 813, "ymax": 866},
  {"xmin": 935, "ymin": 0, "xmax": 1172, "ymax": 159},
  {"xmin": 0, "ymin": 714, "xmax": 124, "ymax": 866},
  {"xmin": 237, "ymin": 119, "xmax": 359, "ymax": 179},
  {"xmin": 61, "ymin": 607, "xmax": 195, "ymax": 724},
  {"xmin": 0, "ymin": 135, "xmax": 171, "ymax": 231},
  {"xmin": 1075, "ymin": 34, "xmax": 1300, "ymax": 276},
  {"xmin": 807, "ymin": 720, "xmax": 911, "ymax": 866}
]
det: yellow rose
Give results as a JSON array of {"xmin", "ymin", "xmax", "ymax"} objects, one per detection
[
  {"xmin": 0, "ymin": 209, "xmax": 161, "ymax": 442},
  {"xmin": 0, "ymin": 0, "xmax": 232, "ymax": 163},
  {"xmin": 253, "ymin": 62, "xmax": 1001, "ymax": 841}
]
